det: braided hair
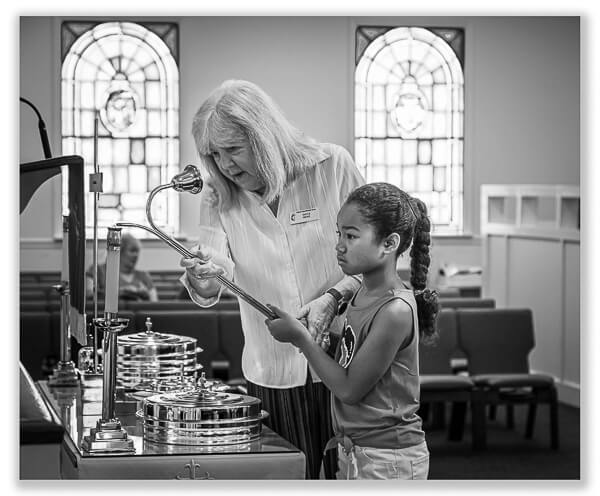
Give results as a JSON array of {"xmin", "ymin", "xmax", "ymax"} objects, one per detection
[{"xmin": 344, "ymin": 182, "xmax": 439, "ymax": 343}]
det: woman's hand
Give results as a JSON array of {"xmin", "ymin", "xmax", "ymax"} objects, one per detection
[
  {"xmin": 180, "ymin": 245, "xmax": 225, "ymax": 282},
  {"xmin": 265, "ymin": 304, "xmax": 312, "ymax": 348},
  {"xmin": 296, "ymin": 293, "xmax": 338, "ymax": 341}
]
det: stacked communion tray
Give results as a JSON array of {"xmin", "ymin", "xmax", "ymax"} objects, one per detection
[
  {"xmin": 138, "ymin": 374, "xmax": 268, "ymax": 446},
  {"xmin": 117, "ymin": 318, "xmax": 201, "ymax": 395}
]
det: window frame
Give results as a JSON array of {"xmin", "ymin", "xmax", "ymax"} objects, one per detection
[
  {"xmin": 350, "ymin": 20, "xmax": 474, "ymax": 238},
  {"xmin": 59, "ymin": 20, "xmax": 181, "ymax": 240}
]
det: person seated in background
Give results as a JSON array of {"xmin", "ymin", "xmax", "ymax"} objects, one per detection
[{"xmin": 86, "ymin": 232, "xmax": 158, "ymax": 302}]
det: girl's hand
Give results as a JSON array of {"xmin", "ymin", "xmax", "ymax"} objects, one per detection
[{"xmin": 265, "ymin": 304, "xmax": 311, "ymax": 348}]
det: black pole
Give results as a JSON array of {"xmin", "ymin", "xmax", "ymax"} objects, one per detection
[{"xmin": 20, "ymin": 97, "xmax": 52, "ymax": 159}]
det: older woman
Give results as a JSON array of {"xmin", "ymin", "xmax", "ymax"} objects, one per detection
[{"xmin": 180, "ymin": 80, "xmax": 363, "ymax": 479}]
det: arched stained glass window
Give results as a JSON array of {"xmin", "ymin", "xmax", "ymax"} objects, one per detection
[
  {"xmin": 61, "ymin": 21, "xmax": 179, "ymax": 238},
  {"xmin": 355, "ymin": 26, "xmax": 464, "ymax": 234}
]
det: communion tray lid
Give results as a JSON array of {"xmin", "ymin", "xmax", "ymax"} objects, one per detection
[
  {"xmin": 142, "ymin": 388, "xmax": 262, "ymax": 422},
  {"xmin": 118, "ymin": 330, "xmax": 198, "ymax": 356}
]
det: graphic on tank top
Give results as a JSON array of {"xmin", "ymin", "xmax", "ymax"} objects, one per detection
[{"xmin": 338, "ymin": 318, "xmax": 356, "ymax": 369}]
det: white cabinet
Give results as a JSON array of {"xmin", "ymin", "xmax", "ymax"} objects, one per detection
[{"xmin": 481, "ymin": 185, "xmax": 580, "ymax": 407}]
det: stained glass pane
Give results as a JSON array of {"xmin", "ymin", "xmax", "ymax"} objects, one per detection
[
  {"xmin": 129, "ymin": 166, "xmax": 147, "ymax": 193},
  {"xmin": 388, "ymin": 165, "xmax": 402, "ymax": 185},
  {"xmin": 433, "ymin": 166, "xmax": 447, "ymax": 192},
  {"xmin": 370, "ymin": 165, "xmax": 387, "ymax": 183},
  {"xmin": 372, "ymin": 111, "xmax": 388, "ymax": 137},
  {"xmin": 148, "ymin": 110, "xmax": 162, "ymax": 135},
  {"xmin": 433, "ymin": 139, "xmax": 449, "ymax": 166},
  {"xmin": 168, "ymin": 138, "xmax": 179, "ymax": 168},
  {"xmin": 368, "ymin": 62, "xmax": 391, "ymax": 84},
  {"xmin": 146, "ymin": 138, "xmax": 162, "ymax": 166},
  {"xmin": 418, "ymin": 140, "xmax": 432, "ymax": 164},
  {"xmin": 80, "ymin": 139, "xmax": 94, "ymax": 163},
  {"xmin": 98, "ymin": 208, "xmax": 120, "ymax": 225},
  {"xmin": 131, "ymin": 139, "xmax": 145, "ymax": 164},
  {"xmin": 102, "ymin": 168, "xmax": 113, "ymax": 191},
  {"xmin": 371, "ymin": 139, "xmax": 385, "ymax": 166},
  {"xmin": 80, "ymin": 110, "xmax": 96, "ymax": 135},
  {"xmin": 433, "ymin": 85, "xmax": 449, "ymax": 110},
  {"xmin": 355, "ymin": 138, "xmax": 368, "ymax": 169},
  {"xmin": 402, "ymin": 166, "xmax": 416, "ymax": 191},
  {"xmin": 121, "ymin": 192, "xmax": 147, "ymax": 208},
  {"xmin": 127, "ymin": 108, "xmax": 147, "ymax": 138},
  {"xmin": 403, "ymin": 140, "xmax": 418, "ymax": 166},
  {"xmin": 98, "ymin": 138, "xmax": 113, "ymax": 166},
  {"xmin": 61, "ymin": 109, "xmax": 72, "ymax": 135},
  {"xmin": 145, "ymin": 64, "xmax": 160, "ymax": 80},
  {"xmin": 355, "ymin": 110, "xmax": 366, "ymax": 137},
  {"xmin": 127, "ymin": 209, "xmax": 147, "ymax": 224},
  {"xmin": 385, "ymin": 139, "xmax": 402, "ymax": 167},
  {"xmin": 113, "ymin": 167, "xmax": 129, "ymax": 193},
  {"xmin": 98, "ymin": 194, "xmax": 120, "ymax": 208},
  {"xmin": 417, "ymin": 165, "xmax": 433, "ymax": 192},
  {"xmin": 113, "ymin": 139, "xmax": 130, "ymax": 166},
  {"xmin": 75, "ymin": 59, "xmax": 98, "ymax": 81},
  {"xmin": 148, "ymin": 166, "xmax": 161, "ymax": 190},
  {"xmin": 129, "ymin": 67, "xmax": 146, "ymax": 82},
  {"xmin": 146, "ymin": 81, "xmax": 162, "ymax": 108}
]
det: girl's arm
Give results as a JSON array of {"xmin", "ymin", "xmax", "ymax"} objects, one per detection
[{"xmin": 266, "ymin": 299, "xmax": 413, "ymax": 404}]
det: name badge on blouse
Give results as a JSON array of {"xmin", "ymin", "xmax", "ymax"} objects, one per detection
[{"xmin": 290, "ymin": 207, "xmax": 320, "ymax": 225}]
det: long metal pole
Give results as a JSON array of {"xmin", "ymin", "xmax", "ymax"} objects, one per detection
[{"xmin": 92, "ymin": 113, "xmax": 100, "ymax": 371}]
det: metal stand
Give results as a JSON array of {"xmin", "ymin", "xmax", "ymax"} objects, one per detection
[
  {"xmin": 48, "ymin": 283, "xmax": 80, "ymax": 387},
  {"xmin": 81, "ymin": 315, "xmax": 135, "ymax": 455}
]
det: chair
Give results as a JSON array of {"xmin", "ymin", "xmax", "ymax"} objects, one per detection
[
  {"xmin": 438, "ymin": 297, "xmax": 496, "ymax": 309},
  {"xmin": 419, "ymin": 309, "xmax": 483, "ymax": 446},
  {"xmin": 456, "ymin": 308, "xmax": 559, "ymax": 450},
  {"xmin": 20, "ymin": 288, "xmax": 50, "ymax": 301}
]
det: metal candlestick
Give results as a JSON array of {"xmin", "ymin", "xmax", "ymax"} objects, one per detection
[
  {"xmin": 81, "ymin": 314, "xmax": 135, "ymax": 455},
  {"xmin": 47, "ymin": 282, "xmax": 80, "ymax": 387}
]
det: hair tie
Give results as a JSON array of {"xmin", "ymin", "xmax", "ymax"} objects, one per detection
[
  {"xmin": 414, "ymin": 288, "xmax": 438, "ymax": 300},
  {"xmin": 407, "ymin": 198, "xmax": 419, "ymax": 222}
]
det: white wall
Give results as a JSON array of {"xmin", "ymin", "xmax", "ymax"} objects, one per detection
[{"xmin": 19, "ymin": 16, "xmax": 580, "ymax": 276}]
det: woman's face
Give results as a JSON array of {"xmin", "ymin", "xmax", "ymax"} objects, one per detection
[{"xmin": 210, "ymin": 137, "xmax": 265, "ymax": 193}]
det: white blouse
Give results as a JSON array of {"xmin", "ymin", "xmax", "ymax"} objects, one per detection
[{"xmin": 181, "ymin": 143, "xmax": 365, "ymax": 388}]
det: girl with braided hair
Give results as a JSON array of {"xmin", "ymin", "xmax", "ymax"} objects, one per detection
[{"xmin": 266, "ymin": 182, "xmax": 439, "ymax": 479}]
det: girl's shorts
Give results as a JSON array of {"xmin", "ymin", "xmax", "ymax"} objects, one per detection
[{"xmin": 336, "ymin": 441, "xmax": 429, "ymax": 480}]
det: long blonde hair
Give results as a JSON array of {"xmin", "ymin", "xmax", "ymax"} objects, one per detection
[{"xmin": 192, "ymin": 80, "xmax": 322, "ymax": 210}]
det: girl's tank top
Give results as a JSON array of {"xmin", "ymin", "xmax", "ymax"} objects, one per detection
[{"xmin": 331, "ymin": 287, "xmax": 425, "ymax": 449}]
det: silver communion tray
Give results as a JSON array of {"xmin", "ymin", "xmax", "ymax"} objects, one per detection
[
  {"xmin": 117, "ymin": 318, "xmax": 201, "ymax": 394},
  {"xmin": 138, "ymin": 376, "xmax": 268, "ymax": 446}
]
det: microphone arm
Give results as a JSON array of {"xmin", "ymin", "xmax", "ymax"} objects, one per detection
[
  {"xmin": 20, "ymin": 97, "xmax": 52, "ymax": 159},
  {"xmin": 116, "ymin": 165, "xmax": 277, "ymax": 320}
]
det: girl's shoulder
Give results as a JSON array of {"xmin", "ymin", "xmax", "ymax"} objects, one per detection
[
  {"xmin": 375, "ymin": 295, "xmax": 413, "ymax": 325},
  {"xmin": 370, "ymin": 296, "xmax": 414, "ymax": 346}
]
